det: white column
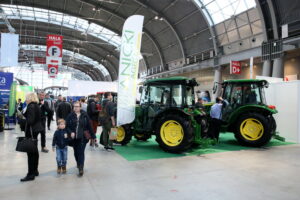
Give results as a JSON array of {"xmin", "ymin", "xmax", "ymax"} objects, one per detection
[
  {"xmin": 272, "ymin": 58, "xmax": 284, "ymax": 78},
  {"xmin": 262, "ymin": 60, "xmax": 272, "ymax": 77},
  {"xmin": 213, "ymin": 66, "xmax": 222, "ymax": 100}
]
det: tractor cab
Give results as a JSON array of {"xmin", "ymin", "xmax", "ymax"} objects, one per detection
[
  {"xmin": 139, "ymin": 77, "xmax": 198, "ymax": 109},
  {"xmin": 220, "ymin": 79, "xmax": 269, "ymax": 120}
]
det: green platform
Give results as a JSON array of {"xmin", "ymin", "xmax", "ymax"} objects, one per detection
[{"xmin": 112, "ymin": 133, "xmax": 294, "ymax": 161}]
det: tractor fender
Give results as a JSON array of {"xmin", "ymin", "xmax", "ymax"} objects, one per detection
[
  {"xmin": 152, "ymin": 108, "xmax": 191, "ymax": 128},
  {"xmin": 225, "ymin": 105, "xmax": 277, "ymax": 132}
]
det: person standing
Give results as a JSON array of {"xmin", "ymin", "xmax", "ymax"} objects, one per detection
[
  {"xmin": 80, "ymin": 98, "xmax": 87, "ymax": 112},
  {"xmin": 57, "ymin": 97, "xmax": 72, "ymax": 121},
  {"xmin": 66, "ymin": 102, "xmax": 95, "ymax": 176},
  {"xmin": 20, "ymin": 92, "xmax": 44, "ymax": 182},
  {"xmin": 52, "ymin": 119, "xmax": 69, "ymax": 174},
  {"xmin": 87, "ymin": 96, "xmax": 99, "ymax": 146},
  {"xmin": 208, "ymin": 97, "xmax": 228, "ymax": 142},
  {"xmin": 55, "ymin": 95, "xmax": 63, "ymax": 116},
  {"xmin": 45, "ymin": 94, "xmax": 55, "ymax": 130},
  {"xmin": 38, "ymin": 92, "xmax": 50, "ymax": 153},
  {"xmin": 17, "ymin": 98, "xmax": 24, "ymax": 112},
  {"xmin": 101, "ymin": 92, "xmax": 116, "ymax": 150}
]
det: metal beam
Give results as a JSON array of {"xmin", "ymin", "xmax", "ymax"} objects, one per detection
[
  {"xmin": 6, "ymin": 19, "xmax": 118, "ymax": 78},
  {"xmin": 79, "ymin": 0, "xmax": 164, "ymax": 69},
  {"xmin": 134, "ymin": 0, "xmax": 186, "ymax": 62}
]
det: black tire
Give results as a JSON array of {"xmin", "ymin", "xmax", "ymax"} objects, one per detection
[
  {"xmin": 115, "ymin": 125, "xmax": 132, "ymax": 146},
  {"xmin": 234, "ymin": 113, "xmax": 272, "ymax": 147},
  {"xmin": 134, "ymin": 133, "xmax": 151, "ymax": 141},
  {"xmin": 155, "ymin": 114, "xmax": 194, "ymax": 153}
]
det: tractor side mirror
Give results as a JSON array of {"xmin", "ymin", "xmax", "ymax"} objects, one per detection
[
  {"xmin": 213, "ymin": 82, "xmax": 218, "ymax": 94},
  {"xmin": 139, "ymin": 86, "xmax": 143, "ymax": 93}
]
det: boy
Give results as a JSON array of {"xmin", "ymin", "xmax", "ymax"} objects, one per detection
[{"xmin": 52, "ymin": 119, "xmax": 69, "ymax": 174}]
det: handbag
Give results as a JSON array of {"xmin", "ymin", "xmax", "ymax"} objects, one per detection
[
  {"xmin": 109, "ymin": 128, "xmax": 118, "ymax": 140},
  {"xmin": 16, "ymin": 125, "xmax": 38, "ymax": 153}
]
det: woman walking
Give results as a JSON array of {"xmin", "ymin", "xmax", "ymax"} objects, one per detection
[
  {"xmin": 66, "ymin": 101, "xmax": 95, "ymax": 176},
  {"xmin": 21, "ymin": 92, "xmax": 44, "ymax": 182}
]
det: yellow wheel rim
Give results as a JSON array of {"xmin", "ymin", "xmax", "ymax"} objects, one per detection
[
  {"xmin": 240, "ymin": 118, "xmax": 264, "ymax": 141},
  {"xmin": 160, "ymin": 120, "xmax": 183, "ymax": 147},
  {"xmin": 116, "ymin": 126, "xmax": 125, "ymax": 142}
]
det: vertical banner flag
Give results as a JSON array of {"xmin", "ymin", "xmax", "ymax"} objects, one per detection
[
  {"xmin": 0, "ymin": 33, "xmax": 19, "ymax": 67},
  {"xmin": 46, "ymin": 35, "xmax": 63, "ymax": 78},
  {"xmin": 230, "ymin": 60, "xmax": 241, "ymax": 75},
  {"xmin": 117, "ymin": 15, "xmax": 144, "ymax": 126},
  {"xmin": 8, "ymin": 81, "xmax": 17, "ymax": 117}
]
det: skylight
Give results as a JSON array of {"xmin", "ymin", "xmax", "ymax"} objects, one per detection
[{"xmin": 193, "ymin": 0, "xmax": 256, "ymax": 25}]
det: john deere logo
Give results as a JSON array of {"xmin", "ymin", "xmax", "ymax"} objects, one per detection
[{"xmin": 0, "ymin": 77, "xmax": 6, "ymax": 85}]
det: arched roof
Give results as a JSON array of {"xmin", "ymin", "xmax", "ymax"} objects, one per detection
[{"xmin": 1, "ymin": 0, "xmax": 300, "ymax": 80}]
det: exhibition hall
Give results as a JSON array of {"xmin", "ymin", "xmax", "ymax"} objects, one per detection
[{"xmin": 0, "ymin": 0, "xmax": 300, "ymax": 199}]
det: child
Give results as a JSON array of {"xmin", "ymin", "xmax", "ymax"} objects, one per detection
[{"xmin": 52, "ymin": 119, "xmax": 69, "ymax": 174}]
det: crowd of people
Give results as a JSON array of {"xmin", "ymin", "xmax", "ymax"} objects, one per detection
[{"xmin": 18, "ymin": 92, "xmax": 116, "ymax": 182}]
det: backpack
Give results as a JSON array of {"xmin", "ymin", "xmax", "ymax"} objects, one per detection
[{"xmin": 98, "ymin": 102, "xmax": 109, "ymax": 125}]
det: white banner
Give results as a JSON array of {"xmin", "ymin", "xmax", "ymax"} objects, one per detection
[
  {"xmin": 68, "ymin": 80, "xmax": 117, "ymax": 96},
  {"xmin": 0, "ymin": 33, "xmax": 19, "ymax": 67},
  {"xmin": 117, "ymin": 15, "xmax": 144, "ymax": 126}
]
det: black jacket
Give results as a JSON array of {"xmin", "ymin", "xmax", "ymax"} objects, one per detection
[
  {"xmin": 39, "ymin": 100, "xmax": 51, "ymax": 122},
  {"xmin": 66, "ymin": 111, "xmax": 95, "ymax": 142},
  {"xmin": 24, "ymin": 102, "xmax": 44, "ymax": 136},
  {"xmin": 57, "ymin": 101, "xmax": 72, "ymax": 120},
  {"xmin": 87, "ymin": 99, "xmax": 99, "ymax": 121},
  {"xmin": 55, "ymin": 99, "xmax": 62, "ymax": 111},
  {"xmin": 52, "ymin": 129, "xmax": 69, "ymax": 148}
]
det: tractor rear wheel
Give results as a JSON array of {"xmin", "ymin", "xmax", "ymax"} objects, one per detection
[
  {"xmin": 156, "ymin": 115, "xmax": 194, "ymax": 153},
  {"xmin": 134, "ymin": 132, "xmax": 151, "ymax": 141},
  {"xmin": 115, "ymin": 125, "xmax": 132, "ymax": 146},
  {"xmin": 234, "ymin": 113, "xmax": 272, "ymax": 147}
]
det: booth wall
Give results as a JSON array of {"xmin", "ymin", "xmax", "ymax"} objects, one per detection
[{"xmin": 265, "ymin": 81, "xmax": 300, "ymax": 143}]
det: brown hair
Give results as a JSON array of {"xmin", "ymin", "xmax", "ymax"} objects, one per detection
[{"xmin": 57, "ymin": 119, "xmax": 66, "ymax": 125}]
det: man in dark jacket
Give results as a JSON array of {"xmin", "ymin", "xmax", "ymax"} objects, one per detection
[
  {"xmin": 38, "ymin": 92, "xmax": 51, "ymax": 153},
  {"xmin": 56, "ymin": 97, "xmax": 72, "ymax": 121},
  {"xmin": 87, "ymin": 96, "xmax": 99, "ymax": 146},
  {"xmin": 101, "ymin": 92, "xmax": 116, "ymax": 150}
]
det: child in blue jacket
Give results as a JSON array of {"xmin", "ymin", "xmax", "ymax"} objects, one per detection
[{"xmin": 52, "ymin": 119, "xmax": 69, "ymax": 174}]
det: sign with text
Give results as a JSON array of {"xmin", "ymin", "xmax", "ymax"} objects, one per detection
[
  {"xmin": 0, "ymin": 72, "xmax": 13, "ymax": 90},
  {"xmin": 48, "ymin": 64, "xmax": 58, "ymax": 78},
  {"xmin": 230, "ymin": 60, "xmax": 241, "ymax": 75},
  {"xmin": 117, "ymin": 15, "xmax": 144, "ymax": 126},
  {"xmin": 46, "ymin": 34, "xmax": 63, "ymax": 65}
]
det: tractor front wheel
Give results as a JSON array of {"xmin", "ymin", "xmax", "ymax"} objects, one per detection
[
  {"xmin": 156, "ymin": 115, "xmax": 194, "ymax": 153},
  {"xmin": 234, "ymin": 113, "xmax": 272, "ymax": 147},
  {"xmin": 115, "ymin": 125, "xmax": 132, "ymax": 146}
]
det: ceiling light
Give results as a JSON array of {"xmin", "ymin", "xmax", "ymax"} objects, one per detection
[
  {"xmin": 154, "ymin": 16, "xmax": 159, "ymax": 20},
  {"xmin": 159, "ymin": 17, "xmax": 163, "ymax": 21}
]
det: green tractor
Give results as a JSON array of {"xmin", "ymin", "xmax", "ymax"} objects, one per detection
[
  {"xmin": 115, "ymin": 77, "xmax": 278, "ymax": 153},
  {"xmin": 212, "ymin": 79, "xmax": 277, "ymax": 147}
]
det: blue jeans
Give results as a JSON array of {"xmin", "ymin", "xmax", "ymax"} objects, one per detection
[
  {"xmin": 56, "ymin": 147, "xmax": 68, "ymax": 167},
  {"xmin": 73, "ymin": 139, "xmax": 87, "ymax": 167}
]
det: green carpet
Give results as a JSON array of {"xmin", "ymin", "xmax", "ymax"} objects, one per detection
[{"xmin": 113, "ymin": 133, "xmax": 294, "ymax": 161}]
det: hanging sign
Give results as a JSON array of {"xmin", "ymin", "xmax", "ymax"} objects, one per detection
[
  {"xmin": 46, "ymin": 35, "xmax": 63, "ymax": 79},
  {"xmin": 117, "ymin": 15, "xmax": 144, "ymax": 127},
  {"xmin": 48, "ymin": 64, "xmax": 58, "ymax": 78},
  {"xmin": 230, "ymin": 60, "xmax": 241, "ymax": 74}
]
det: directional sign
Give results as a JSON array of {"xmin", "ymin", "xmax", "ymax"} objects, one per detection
[
  {"xmin": 48, "ymin": 64, "xmax": 58, "ymax": 78},
  {"xmin": 46, "ymin": 35, "xmax": 63, "ymax": 79},
  {"xmin": 46, "ymin": 35, "xmax": 63, "ymax": 66},
  {"xmin": 230, "ymin": 60, "xmax": 241, "ymax": 75}
]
